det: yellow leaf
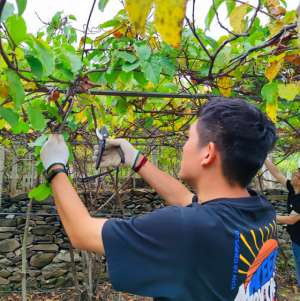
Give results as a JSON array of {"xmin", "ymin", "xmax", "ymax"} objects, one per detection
[
  {"xmin": 217, "ymin": 76, "xmax": 233, "ymax": 97},
  {"xmin": 74, "ymin": 110, "xmax": 87, "ymax": 123},
  {"xmin": 278, "ymin": 83, "xmax": 300, "ymax": 101},
  {"xmin": 268, "ymin": 20, "xmax": 284, "ymax": 36},
  {"xmin": 24, "ymin": 82, "xmax": 37, "ymax": 90},
  {"xmin": 266, "ymin": 99, "xmax": 278, "ymax": 123},
  {"xmin": 149, "ymin": 36, "xmax": 160, "ymax": 49},
  {"xmin": 265, "ymin": 60, "xmax": 282, "ymax": 81},
  {"xmin": 229, "ymin": 4, "xmax": 249, "ymax": 34},
  {"xmin": 127, "ymin": 105, "xmax": 135, "ymax": 123},
  {"xmin": 154, "ymin": 0, "xmax": 187, "ymax": 48},
  {"xmin": 125, "ymin": 0, "xmax": 153, "ymax": 34}
]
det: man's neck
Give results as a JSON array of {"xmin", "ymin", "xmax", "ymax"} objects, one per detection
[{"xmin": 196, "ymin": 180, "xmax": 250, "ymax": 204}]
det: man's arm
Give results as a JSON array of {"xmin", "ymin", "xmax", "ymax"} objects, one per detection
[
  {"xmin": 41, "ymin": 135, "xmax": 106, "ymax": 255},
  {"xmin": 265, "ymin": 159, "xmax": 287, "ymax": 187},
  {"xmin": 137, "ymin": 158, "xmax": 194, "ymax": 207},
  {"xmin": 95, "ymin": 139, "xmax": 194, "ymax": 207},
  {"xmin": 276, "ymin": 214, "xmax": 300, "ymax": 225},
  {"xmin": 50, "ymin": 165, "xmax": 107, "ymax": 254}
]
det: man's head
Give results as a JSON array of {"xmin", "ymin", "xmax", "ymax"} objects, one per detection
[
  {"xmin": 179, "ymin": 98, "xmax": 277, "ymax": 188},
  {"xmin": 291, "ymin": 170, "xmax": 300, "ymax": 193}
]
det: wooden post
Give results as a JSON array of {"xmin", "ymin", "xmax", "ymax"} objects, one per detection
[
  {"xmin": 10, "ymin": 153, "xmax": 18, "ymax": 197},
  {"xmin": 0, "ymin": 146, "xmax": 4, "ymax": 208}
]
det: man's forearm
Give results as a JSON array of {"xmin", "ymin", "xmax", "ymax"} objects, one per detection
[
  {"xmin": 265, "ymin": 159, "xmax": 286, "ymax": 186},
  {"xmin": 277, "ymin": 215, "xmax": 300, "ymax": 225},
  {"xmin": 49, "ymin": 167, "xmax": 106, "ymax": 252},
  {"xmin": 137, "ymin": 159, "xmax": 193, "ymax": 206}
]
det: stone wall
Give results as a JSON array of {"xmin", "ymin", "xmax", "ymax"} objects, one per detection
[
  {"xmin": 0, "ymin": 189, "xmax": 163, "ymax": 294},
  {"xmin": 0, "ymin": 188, "xmax": 293, "ymax": 294}
]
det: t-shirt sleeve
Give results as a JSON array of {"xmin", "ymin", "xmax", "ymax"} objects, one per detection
[
  {"xmin": 286, "ymin": 180, "xmax": 295, "ymax": 194},
  {"xmin": 102, "ymin": 206, "xmax": 187, "ymax": 297}
]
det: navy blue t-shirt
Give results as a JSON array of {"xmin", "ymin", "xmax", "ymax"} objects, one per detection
[{"xmin": 102, "ymin": 190, "xmax": 278, "ymax": 301}]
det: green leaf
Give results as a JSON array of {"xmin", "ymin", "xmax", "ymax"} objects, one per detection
[
  {"xmin": 64, "ymin": 52, "xmax": 82, "ymax": 73},
  {"xmin": 134, "ymin": 43, "xmax": 151, "ymax": 61},
  {"xmin": 205, "ymin": 0, "xmax": 225, "ymax": 30},
  {"xmin": 27, "ymin": 104, "xmax": 46, "ymax": 131},
  {"xmin": 261, "ymin": 81, "xmax": 278, "ymax": 122},
  {"xmin": 261, "ymin": 81, "xmax": 278, "ymax": 103},
  {"xmin": 105, "ymin": 70, "xmax": 120, "ymax": 84},
  {"xmin": 26, "ymin": 55, "xmax": 43, "ymax": 79},
  {"xmin": 115, "ymin": 51, "xmax": 137, "ymax": 63},
  {"xmin": 29, "ymin": 183, "xmax": 52, "ymax": 202},
  {"xmin": 99, "ymin": 19, "xmax": 120, "ymax": 29},
  {"xmin": 16, "ymin": 0, "xmax": 27, "ymax": 15},
  {"xmin": 98, "ymin": 0, "xmax": 110, "ymax": 11},
  {"xmin": 141, "ymin": 60, "xmax": 161, "ymax": 84},
  {"xmin": 122, "ymin": 61, "xmax": 140, "ymax": 72},
  {"xmin": 134, "ymin": 71, "xmax": 148, "ymax": 85},
  {"xmin": 159, "ymin": 57, "xmax": 176, "ymax": 77},
  {"xmin": 1, "ymin": 2, "xmax": 14, "ymax": 22},
  {"xmin": 29, "ymin": 134, "xmax": 48, "ymax": 148},
  {"xmin": 5, "ymin": 15, "xmax": 27, "ymax": 45},
  {"xmin": 31, "ymin": 39, "xmax": 55, "ymax": 76},
  {"xmin": 116, "ymin": 98, "xmax": 128, "ymax": 115},
  {"xmin": 7, "ymin": 69, "xmax": 25, "ymax": 108},
  {"xmin": 225, "ymin": 0, "xmax": 236, "ymax": 15},
  {"xmin": 68, "ymin": 14, "xmax": 77, "ymax": 20},
  {"xmin": 0, "ymin": 107, "xmax": 19, "ymax": 128},
  {"xmin": 12, "ymin": 120, "xmax": 30, "ymax": 134}
]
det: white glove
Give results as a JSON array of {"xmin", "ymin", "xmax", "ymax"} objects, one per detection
[
  {"xmin": 93, "ymin": 139, "xmax": 139, "ymax": 169},
  {"xmin": 40, "ymin": 134, "xmax": 69, "ymax": 171}
]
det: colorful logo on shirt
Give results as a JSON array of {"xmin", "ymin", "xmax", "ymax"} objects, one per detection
[{"xmin": 232, "ymin": 220, "xmax": 278, "ymax": 301}]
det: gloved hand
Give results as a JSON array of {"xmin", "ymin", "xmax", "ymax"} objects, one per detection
[
  {"xmin": 93, "ymin": 139, "xmax": 140, "ymax": 169},
  {"xmin": 40, "ymin": 134, "xmax": 69, "ymax": 172}
]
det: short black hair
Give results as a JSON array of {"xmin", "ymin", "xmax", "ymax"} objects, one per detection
[{"xmin": 197, "ymin": 97, "xmax": 277, "ymax": 187}]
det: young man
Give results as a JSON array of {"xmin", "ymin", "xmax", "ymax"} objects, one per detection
[
  {"xmin": 41, "ymin": 98, "xmax": 277, "ymax": 301},
  {"xmin": 265, "ymin": 158, "xmax": 300, "ymax": 287}
]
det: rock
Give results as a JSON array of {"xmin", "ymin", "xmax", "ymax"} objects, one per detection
[
  {"xmin": 53, "ymin": 250, "xmax": 81, "ymax": 263},
  {"xmin": 8, "ymin": 272, "xmax": 22, "ymax": 282},
  {"xmin": 28, "ymin": 270, "xmax": 41, "ymax": 277},
  {"xmin": 32, "ymin": 244, "xmax": 59, "ymax": 252},
  {"xmin": 16, "ymin": 216, "xmax": 26, "ymax": 226},
  {"xmin": 30, "ymin": 253, "xmax": 55, "ymax": 268},
  {"xmin": 42, "ymin": 265, "xmax": 68, "ymax": 280},
  {"xmin": 6, "ymin": 252, "xmax": 15, "ymax": 259},
  {"xmin": 0, "ymin": 227, "xmax": 16, "ymax": 232},
  {"xmin": 31, "ymin": 225, "xmax": 58, "ymax": 235},
  {"xmin": 0, "ymin": 239, "xmax": 20, "ymax": 253},
  {"xmin": 0, "ymin": 269, "xmax": 11, "ymax": 278},
  {"xmin": 0, "ymin": 233, "xmax": 13, "ymax": 239},
  {"xmin": 0, "ymin": 218, "xmax": 16, "ymax": 227},
  {"xmin": 0, "ymin": 258, "xmax": 11, "ymax": 266},
  {"xmin": 0, "ymin": 276, "xmax": 9, "ymax": 285},
  {"xmin": 27, "ymin": 278, "xmax": 38, "ymax": 288},
  {"xmin": 33, "ymin": 234, "xmax": 54, "ymax": 243}
]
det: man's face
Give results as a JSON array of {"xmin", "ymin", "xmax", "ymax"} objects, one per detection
[
  {"xmin": 179, "ymin": 121, "xmax": 215, "ymax": 185},
  {"xmin": 292, "ymin": 171, "xmax": 300, "ymax": 192}
]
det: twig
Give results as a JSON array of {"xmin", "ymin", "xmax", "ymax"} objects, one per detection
[{"xmin": 81, "ymin": 0, "xmax": 97, "ymax": 61}]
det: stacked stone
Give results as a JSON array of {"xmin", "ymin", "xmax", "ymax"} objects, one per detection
[{"xmin": 0, "ymin": 188, "xmax": 165, "ymax": 293}]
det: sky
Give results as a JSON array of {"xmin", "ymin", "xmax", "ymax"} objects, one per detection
[{"xmin": 16, "ymin": 0, "xmax": 299, "ymax": 39}]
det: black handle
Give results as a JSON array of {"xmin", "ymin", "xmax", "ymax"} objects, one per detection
[{"xmin": 96, "ymin": 139, "xmax": 106, "ymax": 169}]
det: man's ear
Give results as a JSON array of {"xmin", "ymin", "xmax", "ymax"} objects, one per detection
[{"xmin": 201, "ymin": 142, "xmax": 217, "ymax": 166}]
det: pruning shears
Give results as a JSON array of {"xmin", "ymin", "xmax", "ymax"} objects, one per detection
[{"xmin": 95, "ymin": 126, "xmax": 109, "ymax": 169}]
